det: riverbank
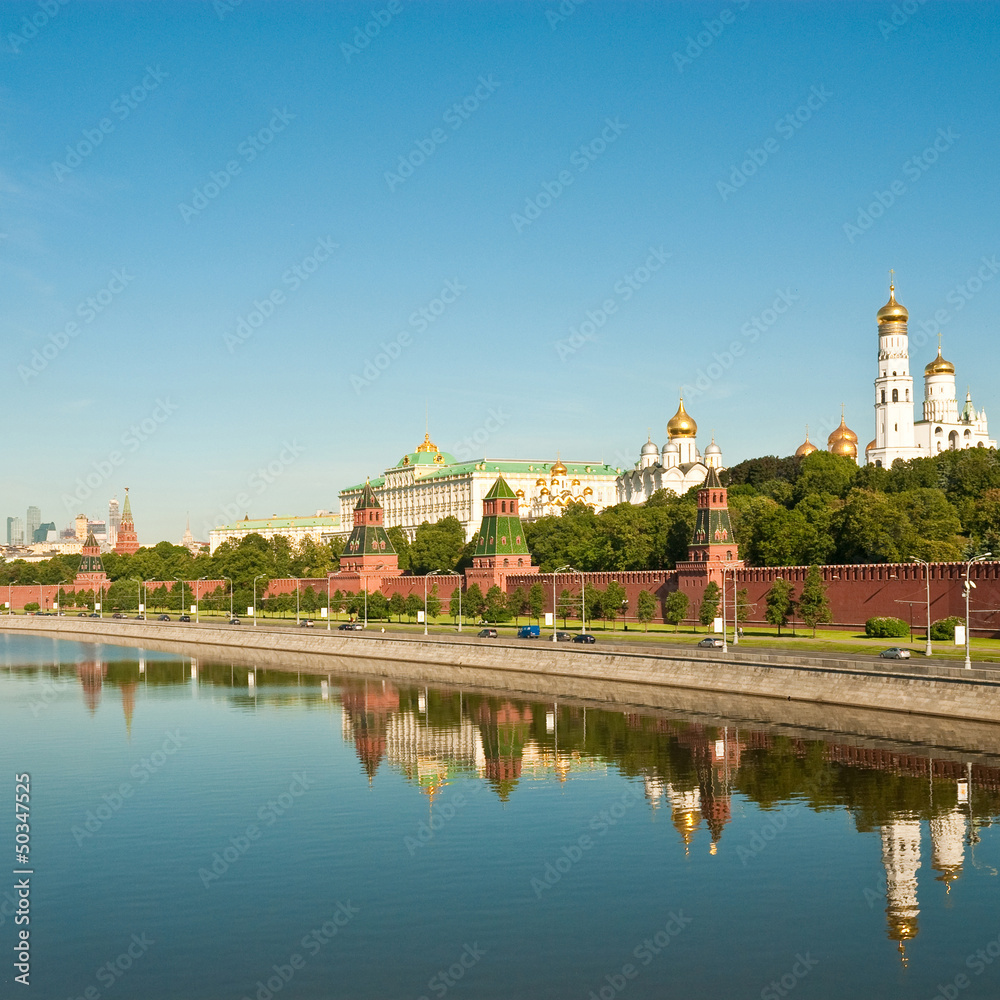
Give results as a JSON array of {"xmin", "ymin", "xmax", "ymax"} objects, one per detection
[{"xmin": 3, "ymin": 615, "xmax": 1000, "ymax": 726}]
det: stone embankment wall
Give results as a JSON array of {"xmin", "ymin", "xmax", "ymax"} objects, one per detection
[{"xmin": 3, "ymin": 618, "xmax": 999, "ymax": 726}]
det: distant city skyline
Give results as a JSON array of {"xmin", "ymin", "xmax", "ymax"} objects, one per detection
[{"xmin": 4, "ymin": 2, "xmax": 1000, "ymax": 542}]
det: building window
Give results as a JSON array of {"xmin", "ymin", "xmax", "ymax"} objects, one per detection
[
  {"xmin": 892, "ymin": 389, "xmax": 898, "ymax": 403},
  {"xmin": 881, "ymin": 390, "xmax": 886, "ymax": 403}
]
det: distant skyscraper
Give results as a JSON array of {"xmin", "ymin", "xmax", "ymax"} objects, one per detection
[
  {"xmin": 108, "ymin": 496, "xmax": 120, "ymax": 548},
  {"xmin": 33, "ymin": 522, "xmax": 56, "ymax": 543},
  {"xmin": 26, "ymin": 506, "xmax": 40, "ymax": 543},
  {"xmin": 75, "ymin": 514, "xmax": 88, "ymax": 541},
  {"xmin": 7, "ymin": 517, "xmax": 24, "ymax": 546},
  {"xmin": 114, "ymin": 488, "xmax": 140, "ymax": 555}
]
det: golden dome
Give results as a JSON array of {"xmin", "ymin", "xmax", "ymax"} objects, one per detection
[
  {"xmin": 415, "ymin": 432, "xmax": 438, "ymax": 453},
  {"xmin": 828, "ymin": 414, "xmax": 858, "ymax": 458},
  {"xmin": 550, "ymin": 457, "xmax": 568, "ymax": 476},
  {"xmin": 539, "ymin": 487, "xmax": 550, "ymax": 497},
  {"xmin": 515, "ymin": 489, "xmax": 525, "ymax": 499},
  {"xmin": 795, "ymin": 429, "xmax": 818, "ymax": 459},
  {"xmin": 924, "ymin": 345, "xmax": 955, "ymax": 376},
  {"xmin": 877, "ymin": 282, "xmax": 908, "ymax": 324},
  {"xmin": 865, "ymin": 437, "xmax": 876, "ymax": 455},
  {"xmin": 667, "ymin": 396, "xmax": 697, "ymax": 439},
  {"xmin": 534, "ymin": 478, "xmax": 546, "ymax": 487}
]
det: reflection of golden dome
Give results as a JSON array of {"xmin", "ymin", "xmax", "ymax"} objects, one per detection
[
  {"xmin": 551, "ymin": 458, "xmax": 567, "ymax": 476},
  {"xmin": 415, "ymin": 432, "xmax": 438, "ymax": 453},
  {"xmin": 877, "ymin": 282, "xmax": 908, "ymax": 324},
  {"xmin": 667, "ymin": 397, "xmax": 697, "ymax": 439},
  {"xmin": 924, "ymin": 346, "xmax": 955, "ymax": 376},
  {"xmin": 828, "ymin": 414, "xmax": 858, "ymax": 459},
  {"xmin": 795, "ymin": 428, "xmax": 818, "ymax": 459}
]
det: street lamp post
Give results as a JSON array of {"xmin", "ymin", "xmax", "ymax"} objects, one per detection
[
  {"xmin": 7, "ymin": 581, "xmax": 16, "ymax": 615},
  {"xmin": 326, "ymin": 574, "xmax": 332, "ymax": 632},
  {"xmin": 963, "ymin": 552, "xmax": 991, "ymax": 669},
  {"xmin": 130, "ymin": 578, "xmax": 143, "ymax": 617},
  {"xmin": 173, "ymin": 578, "xmax": 186, "ymax": 622},
  {"xmin": 551, "ymin": 571, "xmax": 559, "ymax": 642},
  {"xmin": 556, "ymin": 565, "xmax": 585, "ymax": 634},
  {"xmin": 253, "ymin": 574, "xmax": 266, "ymax": 627},
  {"xmin": 295, "ymin": 578, "xmax": 300, "ymax": 625},
  {"xmin": 194, "ymin": 577, "xmax": 207, "ymax": 624},
  {"xmin": 423, "ymin": 569, "xmax": 445, "ymax": 636},
  {"xmin": 222, "ymin": 576, "xmax": 233, "ymax": 620},
  {"xmin": 456, "ymin": 576, "xmax": 463, "ymax": 633},
  {"xmin": 911, "ymin": 557, "xmax": 932, "ymax": 657},
  {"xmin": 56, "ymin": 580, "xmax": 69, "ymax": 615}
]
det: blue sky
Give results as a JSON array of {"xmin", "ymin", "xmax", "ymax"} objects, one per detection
[{"xmin": 4, "ymin": 1, "xmax": 1000, "ymax": 543}]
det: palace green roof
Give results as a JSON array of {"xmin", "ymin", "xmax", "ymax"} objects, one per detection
[{"xmin": 214, "ymin": 514, "xmax": 341, "ymax": 531}]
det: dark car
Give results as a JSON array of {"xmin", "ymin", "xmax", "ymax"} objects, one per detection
[
  {"xmin": 573, "ymin": 633, "xmax": 596, "ymax": 644},
  {"xmin": 158, "ymin": 614, "xmax": 171, "ymax": 621},
  {"xmin": 555, "ymin": 631, "xmax": 574, "ymax": 642},
  {"xmin": 112, "ymin": 613, "xmax": 125, "ymax": 619},
  {"xmin": 77, "ymin": 612, "xmax": 87, "ymax": 617},
  {"xmin": 338, "ymin": 622, "xmax": 364, "ymax": 631},
  {"xmin": 179, "ymin": 614, "xmax": 191, "ymax": 622},
  {"xmin": 133, "ymin": 614, "xmax": 145, "ymax": 620},
  {"xmin": 229, "ymin": 618, "xmax": 241, "ymax": 625},
  {"xmin": 879, "ymin": 647, "xmax": 911, "ymax": 659},
  {"xmin": 477, "ymin": 627, "xmax": 498, "ymax": 638},
  {"xmin": 89, "ymin": 613, "xmax": 100, "ymax": 618},
  {"xmin": 698, "ymin": 637, "xmax": 724, "ymax": 648}
]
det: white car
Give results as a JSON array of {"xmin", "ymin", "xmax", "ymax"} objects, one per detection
[{"xmin": 879, "ymin": 647, "xmax": 911, "ymax": 659}]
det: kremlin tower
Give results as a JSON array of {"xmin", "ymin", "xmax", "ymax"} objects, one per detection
[
  {"xmin": 465, "ymin": 474, "xmax": 539, "ymax": 591},
  {"xmin": 75, "ymin": 530, "xmax": 109, "ymax": 590},
  {"xmin": 114, "ymin": 488, "xmax": 140, "ymax": 555}
]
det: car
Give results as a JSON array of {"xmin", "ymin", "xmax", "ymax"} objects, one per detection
[
  {"xmin": 77, "ymin": 612, "xmax": 87, "ymax": 617},
  {"xmin": 179, "ymin": 614, "xmax": 191, "ymax": 622},
  {"xmin": 573, "ymin": 633, "xmax": 596, "ymax": 644},
  {"xmin": 134, "ymin": 614, "xmax": 145, "ymax": 620},
  {"xmin": 158, "ymin": 614, "xmax": 171, "ymax": 621},
  {"xmin": 112, "ymin": 613, "xmax": 125, "ymax": 619},
  {"xmin": 299, "ymin": 619, "xmax": 315, "ymax": 628},
  {"xmin": 477, "ymin": 627, "xmax": 498, "ymax": 638},
  {"xmin": 698, "ymin": 637, "xmax": 724, "ymax": 648},
  {"xmin": 879, "ymin": 647, "xmax": 911, "ymax": 659},
  {"xmin": 89, "ymin": 613, "xmax": 100, "ymax": 618},
  {"xmin": 338, "ymin": 622, "xmax": 364, "ymax": 631},
  {"xmin": 555, "ymin": 631, "xmax": 574, "ymax": 642},
  {"xmin": 229, "ymin": 617, "xmax": 241, "ymax": 625}
]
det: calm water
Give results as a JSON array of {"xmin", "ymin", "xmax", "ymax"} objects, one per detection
[{"xmin": 2, "ymin": 633, "xmax": 999, "ymax": 1000}]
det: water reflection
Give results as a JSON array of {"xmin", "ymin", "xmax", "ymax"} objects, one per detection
[{"xmin": 12, "ymin": 654, "xmax": 1000, "ymax": 968}]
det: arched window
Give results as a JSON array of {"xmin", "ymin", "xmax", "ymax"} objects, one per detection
[
  {"xmin": 892, "ymin": 389, "xmax": 898, "ymax": 403},
  {"xmin": 881, "ymin": 390, "xmax": 886, "ymax": 404},
  {"xmin": 949, "ymin": 430, "xmax": 959, "ymax": 450},
  {"xmin": 905, "ymin": 389, "xmax": 909, "ymax": 401}
]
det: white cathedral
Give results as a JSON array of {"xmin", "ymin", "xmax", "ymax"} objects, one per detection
[
  {"xmin": 617, "ymin": 396, "xmax": 722, "ymax": 504},
  {"xmin": 866, "ymin": 278, "xmax": 995, "ymax": 467}
]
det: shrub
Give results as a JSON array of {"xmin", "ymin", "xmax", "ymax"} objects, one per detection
[
  {"xmin": 865, "ymin": 616, "xmax": 909, "ymax": 638},
  {"xmin": 930, "ymin": 616, "xmax": 964, "ymax": 641}
]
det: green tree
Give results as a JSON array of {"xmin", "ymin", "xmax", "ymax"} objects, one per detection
[
  {"xmin": 528, "ymin": 582, "xmax": 546, "ymax": 623},
  {"xmin": 386, "ymin": 527, "xmax": 411, "ymax": 572},
  {"xmin": 558, "ymin": 588, "xmax": 575, "ymax": 627},
  {"xmin": 464, "ymin": 584, "xmax": 485, "ymax": 621},
  {"xmin": 604, "ymin": 580, "xmax": 627, "ymax": 628},
  {"xmin": 367, "ymin": 590, "xmax": 389, "ymax": 621},
  {"xmin": 389, "ymin": 591, "xmax": 406, "ymax": 622},
  {"xmin": 698, "ymin": 581, "xmax": 721, "ymax": 629},
  {"xmin": 797, "ymin": 565, "xmax": 832, "ymax": 637},
  {"xmin": 663, "ymin": 591, "xmax": 689, "ymax": 632},
  {"xmin": 736, "ymin": 588, "xmax": 751, "ymax": 632},
  {"xmin": 425, "ymin": 586, "xmax": 441, "ymax": 621},
  {"xmin": 449, "ymin": 587, "xmax": 462, "ymax": 622},
  {"xmin": 764, "ymin": 578, "xmax": 796, "ymax": 635},
  {"xmin": 636, "ymin": 590, "xmax": 656, "ymax": 631},
  {"xmin": 404, "ymin": 593, "xmax": 421, "ymax": 621},
  {"xmin": 484, "ymin": 585, "xmax": 508, "ymax": 622},
  {"xmin": 507, "ymin": 586, "xmax": 528, "ymax": 624},
  {"xmin": 410, "ymin": 517, "xmax": 465, "ymax": 574}
]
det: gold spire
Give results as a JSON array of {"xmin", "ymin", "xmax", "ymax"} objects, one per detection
[
  {"xmin": 924, "ymin": 339, "xmax": 955, "ymax": 376},
  {"xmin": 550, "ymin": 452, "xmax": 567, "ymax": 476},
  {"xmin": 828, "ymin": 407, "xmax": 858, "ymax": 458},
  {"xmin": 795, "ymin": 425, "xmax": 818, "ymax": 458},
  {"xmin": 415, "ymin": 432, "xmax": 438, "ymax": 453},
  {"xmin": 667, "ymin": 396, "xmax": 697, "ymax": 439},
  {"xmin": 877, "ymin": 273, "xmax": 909, "ymax": 324}
]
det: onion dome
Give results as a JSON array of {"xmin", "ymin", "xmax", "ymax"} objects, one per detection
[
  {"xmin": 877, "ymin": 282, "xmax": 908, "ymax": 324},
  {"xmin": 667, "ymin": 397, "xmax": 697, "ymax": 439},
  {"xmin": 641, "ymin": 437, "xmax": 659, "ymax": 457},
  {"xmin": 924, "ymin": 345, "xmax": 955, "ymax": 377},
  {"xmin": 550, "ymin": 457, "xmax": 568, "ymax": 476},
  {"xmin": 663, "ymin": 440, "xmax": 680, "ymax": 453},
  {"xmin": 515, "ymin": 489, "xmax": 525, "ymax": 499},
  {"xmin": 704, "ymin": 434, "xmax": 721, "ymax": 457},
  {"xmin": 828, "ymin": 414, "xmax": 858, "ymax": 458},
  {"xmin": 865, "ymin": 438, "xmax": 876, "ymax": 456},
  {"xmin": 795, "ymin": 428, "xmax": 818, "ymax": 459},
  {"xmin": 535, "ymin": 478, "xmax": 546, "ymax": 486},
  {"xmin": 539, "ymin": 487, "xmax": 550, "ymax": 497}
]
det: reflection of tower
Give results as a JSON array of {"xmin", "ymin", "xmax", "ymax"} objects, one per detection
[
  {"xmin": 341, "ymin": 680, "xmax": 400, "ymax": 784},
  {"xmin": 77, "ymin": 661, "xmax": 107, "ymax": 714},
  {"xmin": 120, "ymin": 681, "xmax": 137, "ymax": 739},
  {"xmin": 666, "ymin": 784, "xmax": 702, "ymax": 855},
  {"xmin": 929, "ymin": 806, "xmax": 966, "ymax": 893},
  {"xmin": 477, "ymin": 702, "xmax": 529, "ymax": 802},
  {"xmin": 880, "ymin": 816, "xmax": 922, "ymax": 963},
  {"xmin": 643, "ymin": 773, "xmax": 666, "ymax": 811}
]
